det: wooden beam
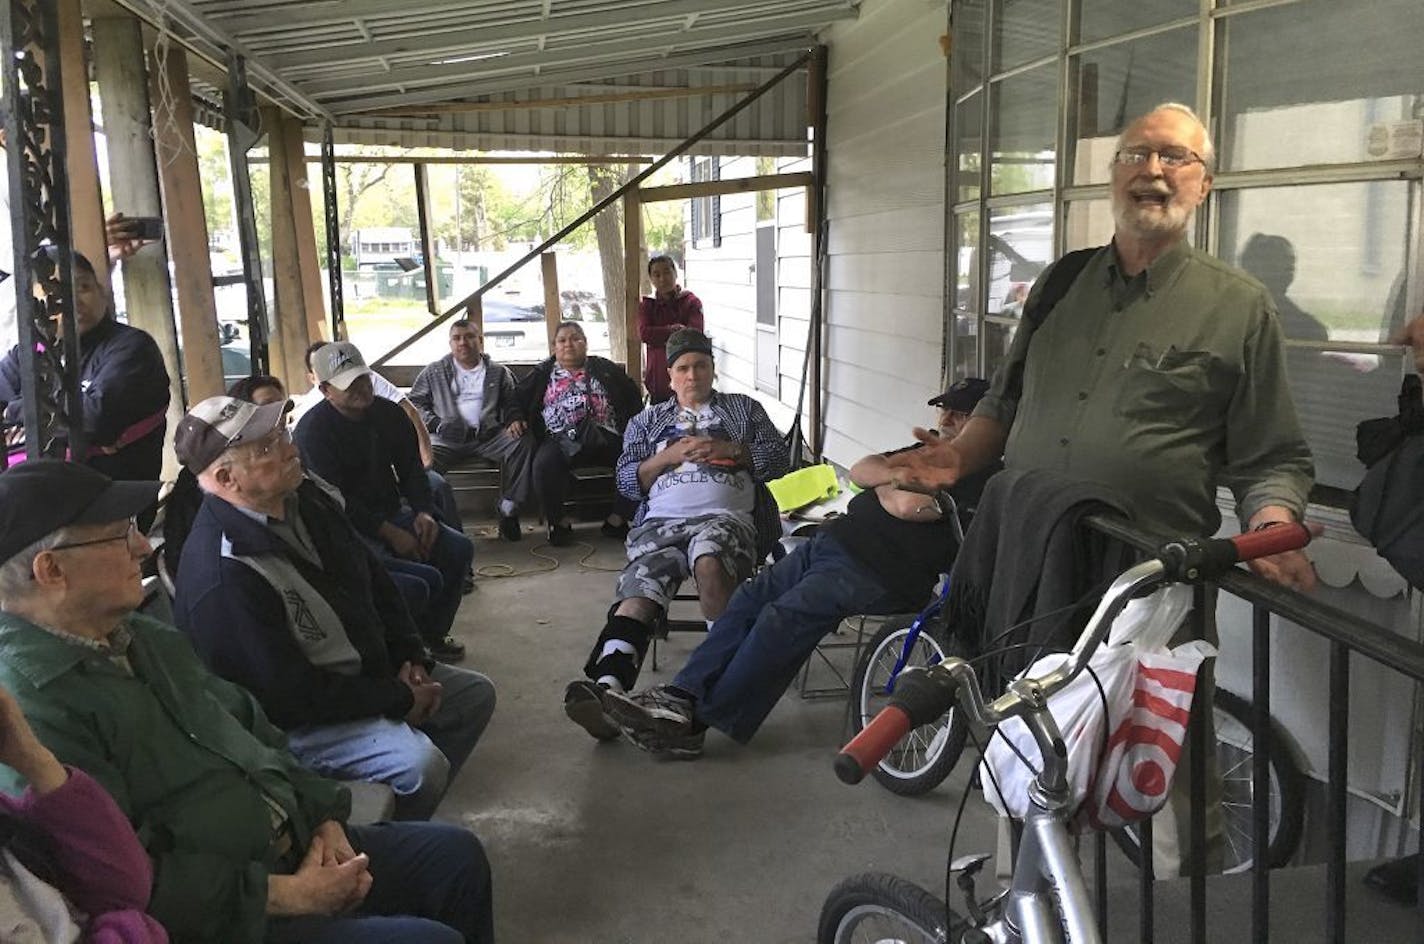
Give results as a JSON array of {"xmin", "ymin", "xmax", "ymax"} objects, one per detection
[
  {"xmin": 414, "ymin": 164, "xmax": 440, "ymax": 315},
  {"xmin": 279, "ymin": 127, "xmax": 328, "ymax": 345},
  {"xmin": 92, "ymin": 15, "xmax": 185, "ymax": 477},
  {"xmin": 808, "ymin": 44, "xmax": 829, "ymax": 461},
  {"xmin": 639, "ymin": 171, "xmax": 813, "ymax": 203},
  {"xmin": 149, "ymin": 42, "xmax": 224, "ymax": 402},
  {"xmin": 57, "ymin": 0, "xmax": 108, "ymax": 288},
  {"xmin": 255, "ymin": 154, "xmax": 650, "ymax": 167},
  {"xmin": 359, "ymin": 84, "xmax": 759, "ymax": 117},
  {"xmin": 465, "ymin": 295, "xmax": 483, "ymax": 339},
  {"xmin": 621, "ymin": 191, "xmax": 642, "ymax": 383},
  {"xmin": 263, "ymin": 106, "xmax": 313, "ymax": 390},
  {"xmin": 541, "ymin": 252, "xmax": 560, "ymax": 351}
]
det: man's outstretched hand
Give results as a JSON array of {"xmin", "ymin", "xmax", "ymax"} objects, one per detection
[{"xmin": 882, "ymin": 431, "xmax": 964, "ymax": 494}]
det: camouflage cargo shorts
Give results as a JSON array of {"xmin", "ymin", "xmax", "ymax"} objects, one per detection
[{"xmin": 614, "ymin": 513, "xmax": 758, "ymax": 608}]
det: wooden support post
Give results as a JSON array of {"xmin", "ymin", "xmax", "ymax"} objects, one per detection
[
  {"xmin": 807, "ymin": 44, "xmax": 829, "ymax": 461},
  {"xmin": 465, "ymin": 295, "xmax": 483, "ymax": 339},
  {"xmin": 621, "ymin": 191, "xmax": 643, "ymax": 383},
  {"xmin": 149, "ymin": 43, "xmax": 224, "ymax": 403},
  {"xmin": 92, "ymin": 15, "xmax": 185, "ymax": 478},
  {"xmin": 541, "ymin": 251, "xmax": 560, "ymax": 351},
  {"xmin": 280, "ymin": 119, "xmax": 327, "ymax": 343},
  {"xmin": 56, "ymin": 0, "xmax": 107, "ymax": 288},
  {"xmin": 414, "ymin": 163, "xmax": 440, "ymax": 316},
  {"xmin": 264, "ymin": 106, "xmax": 313, "ymax": 390}
]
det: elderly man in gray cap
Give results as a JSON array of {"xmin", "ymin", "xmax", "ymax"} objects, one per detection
[
  {"xmin": 0, "ymin": 459, "xmax": 492, "ymax": 944},
  {"xmin": 172, "ymin": 396, "xmax": 495, "ymax": 822},
  {"xmin": 563, "ymin": 328, "xmax": 790, "ymax": 745}
]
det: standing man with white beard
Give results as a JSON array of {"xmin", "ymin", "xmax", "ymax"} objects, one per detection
[{"xmin": 878, "ymin": 103, "xmax": 1315, "ymax": 876}]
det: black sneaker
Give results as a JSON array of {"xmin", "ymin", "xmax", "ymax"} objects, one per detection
[
  {"xmin": 499, "ymin": 515, "xmax": 522, "ymax": 542},
  {"xmin": 563, "ymin": 680, "xmax": 620, "ymax": 741},
  {"xmin": 600, "ymin": 518, "xmax": 629, "ymax": 540},
  {"xmin": 429, "ymin": 636, "xmax": 466, "ymax": 663},
  {"xmin": 462, "ymin": 572, "xmax": 476, "ymax": 594},
  {"xmin": 622, "ymin": 724, "xmax": 706, "ymax": 760},
  {"xmin": 548, "ymin": 523, "xmax": 574, "ymax": 547}
]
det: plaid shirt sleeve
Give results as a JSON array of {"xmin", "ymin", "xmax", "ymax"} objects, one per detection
[
  {"xmin": 616, "ymin": 405, "xmax": 662, "ymax": 504},
  {"xmin": 737, "ymin": 396, "xmax": 791, "ymax": 483}
]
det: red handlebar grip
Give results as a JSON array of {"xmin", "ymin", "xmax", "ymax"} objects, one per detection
[
  {"xmin": 1229, "ymin": 522, "xmax": 1312, "ymax": 563},
  {"xmin": 835, "ymin": 705, "xmax": 913, "ymax": 785}
]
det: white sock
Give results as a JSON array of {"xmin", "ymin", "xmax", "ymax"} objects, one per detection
[
  {"xmin": 498, "ymin": 499, "xmax": 517, "ymax": 517},
  {"xmin": 596, "ymin": 675, "xmax": 624, "ymax": 693},
  {"xmin": 599, "ymin": 639, "xmax": 638, "ymax": 661},
  {"xmin": 706, "ymin": 619, "xmax": 715, "ymax": 630}
]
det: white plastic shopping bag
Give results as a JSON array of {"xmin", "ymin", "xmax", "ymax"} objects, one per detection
[{"xmin": 979, "ymin": 585, "xmax": 1216, "ymax": 826}]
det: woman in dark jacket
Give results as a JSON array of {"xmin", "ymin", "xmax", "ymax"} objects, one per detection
[{"xmin": 516, "ymin": 321, "xmax": 643, "ymax": 544}]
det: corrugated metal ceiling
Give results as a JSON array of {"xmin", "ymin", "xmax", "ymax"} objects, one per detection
[{"xmin": 114, "ymin": 0, "xmax": 859, "ymax": 155}]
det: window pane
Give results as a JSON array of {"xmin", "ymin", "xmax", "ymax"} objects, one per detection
[
  {"xmin": 952, "ymin": 0, "xmax": 986, "ymax": 92},
  {"xmin": 993, "ymin": 0, "xmax": 1060, "ymax": 73},
  {"xmin": 954, "ymin": 91, "xmax": 984, "ymax": 203},
  {"xmin": 984, "ymin": 320, "xmax": 1019, "ymax": 378},
  {"xmin": 1076, "ymin": 0, "xmax": 1196, "ymax": 44},
  {"xmin": 1068, "ymin": 26, "xmax": 1198, "ymax": 185},
  {"xmin": 1218, "ymin": 181, "xmax": 1416, "ymax": 489},
  {"xmin": 989, "ymin": 65, "xmax": 1058, "ymax": 195},
  {"xmin": 1064, "ymin": 200, "xmax": 1114, "ymax": 250},
  {"xmin": 988, "ymin": 203, "xmax": 1054, "ymax": 318},
  {"xmin": 954, "ymin": 211, "xmax": 981, "ymax": 311},
  {"xmin": 952, "ymin": 313, "xmax": 979, "ymax": 380},
  {"xmin": 1216, "ymin": 0, "xmax": 1424, "ymax": 172}
]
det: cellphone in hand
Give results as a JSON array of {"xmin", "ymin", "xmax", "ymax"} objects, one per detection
[{"xmin": 124, "ymin": 216, "xmax": 165, "ymax": 241}]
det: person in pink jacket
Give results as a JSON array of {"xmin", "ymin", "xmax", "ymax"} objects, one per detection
[
  {"xmin": 0, "ymin": 686, "xmax": 167, "ymax": 943},
  {"xmin": 637, "ymin": 255, "xmax": 704, "ymax": 404}
]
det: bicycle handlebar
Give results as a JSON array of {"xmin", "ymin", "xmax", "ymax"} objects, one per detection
[{"xmin": 834, "ymin": 521, "xmax": 1313, "ymax": 784}]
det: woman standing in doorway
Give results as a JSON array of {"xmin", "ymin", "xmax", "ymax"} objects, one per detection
[{"xmin": 637, "ymin": 255, "xmax": 703, "ymax": 404}]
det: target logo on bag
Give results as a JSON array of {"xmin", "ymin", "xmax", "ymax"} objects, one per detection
[{"xmin": 1082, "ymin": 651, "xmax": 1208, "ymax": 831}]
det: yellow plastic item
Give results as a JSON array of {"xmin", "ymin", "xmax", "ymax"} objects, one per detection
[{"xmin": 767, "ymin": 463, "xmax": 840, "ymax": 512}]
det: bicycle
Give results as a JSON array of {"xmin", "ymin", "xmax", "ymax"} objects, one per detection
[
  {"xmin": 848, "ymin": 527, "xmax": 1306, "ymax": 874},
  {"xmin": 819, "ymin": 522, "xmax": 1313, "ymax": 944}
]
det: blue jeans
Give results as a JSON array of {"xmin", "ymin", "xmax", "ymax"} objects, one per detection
[
  {"xmin": 674, "ymin": 532, "xmax": 904, "ymax": 744},
  {"xmin": 287, "ymin": 664, "xmax": 497, "ymax": 820},
  {"xmin": 265, "ymin": 821, "xmax": 493, "ymax": 944},
  {"xmin": 371, "ymin": 509, "xmax": 475, "ymax": 645}
]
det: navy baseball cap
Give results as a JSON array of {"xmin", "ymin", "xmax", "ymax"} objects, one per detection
[
  {"xmin": 0, "ymin": 460, "xmax": 158, "ymax": 566},
  {"xmin": 928, "ymin": 378, "xmax": 990, "ymax": 412}
]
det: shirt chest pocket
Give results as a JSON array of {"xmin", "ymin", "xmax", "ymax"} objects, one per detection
[{"xmin": 1112, "ymin": 346, "xmax": 1223, "ymax": 422}]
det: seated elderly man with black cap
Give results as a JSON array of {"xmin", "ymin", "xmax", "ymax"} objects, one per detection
[
  {"xmin": 0, "ymin": 460, "xmax": 492, "ymax": 944},
  {"xmin": 172, "ymin": 396, "xmax": 496, "ymax": 822},
  {"xmin": 563, "ymin": 328, "xmax": 790, "ymax": 743},
  {"xmin": 592, "ymin": 378, "xmax": 996, "ymax": 759}
]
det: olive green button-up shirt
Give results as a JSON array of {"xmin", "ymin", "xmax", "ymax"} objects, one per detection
[{"xmin": 975, "ymin": 239, "xmax": 1313, "ymax": 537}]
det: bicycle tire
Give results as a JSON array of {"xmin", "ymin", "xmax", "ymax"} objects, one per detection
[
  {"xmin": 850, "ymin": 615, "xmax": 970, "ymax": 797},
  {"xmin": 818, "ymin": 872, "xmax": 962, "ymax": 944},
  {"xmin": 1109, "ymin": 688, "xmax": 1306, "ymax": 873}
]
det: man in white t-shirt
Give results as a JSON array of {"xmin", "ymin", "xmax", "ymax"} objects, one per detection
[
  {"xmin": 408, "ymin": 320, "xmax": 533, "ymax": 542},
  {"xmin": 563, "ymin": 328, "xmax": 789, "ymax": 741}
]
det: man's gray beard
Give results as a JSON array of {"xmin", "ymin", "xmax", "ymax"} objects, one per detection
[{"xmin": 1112, "ymin": 200, "xmax": 1193, "ymax": 241}]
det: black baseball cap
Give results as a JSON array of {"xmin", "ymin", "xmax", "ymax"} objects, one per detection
[
  {"xmin": 666, "ymin": 328, "xmax": 714, "ymax": 368},
  {"xmin": 0, "ymin": 460, "xmax": 159, "ymax": 566},
  {"xmin": 928, "ymin": 377, "xmax": 990, "ymax": 412}
]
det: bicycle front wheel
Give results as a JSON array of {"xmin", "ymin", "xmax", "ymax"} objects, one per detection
[
  {"xmin": 818, "ymin": 872, "xmax": 961, "ymax": 944},
  {"xmin": 851, "ymin": 615, "xmax": 970, "ymax": 796}
]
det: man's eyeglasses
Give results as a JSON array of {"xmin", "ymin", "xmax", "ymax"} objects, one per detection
[
  {"xmin": 49, "ymin": 517, "xmax": 145, "ymax": 555},
  {"xmin": 1113, "ymin": 146, "xmax": 1204, "ymax": 169},
  {"xmin": 250, "ymin": 426, "xmax": 292, "ymax": 458}
]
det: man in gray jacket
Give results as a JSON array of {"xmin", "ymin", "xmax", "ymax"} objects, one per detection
[{"xmin": 409, "ymin": 319, "xmax": 534, "ymax": 541}]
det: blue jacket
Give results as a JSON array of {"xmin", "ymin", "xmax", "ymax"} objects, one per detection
[
  {"xmin": 0, "ymin": 315, "xmax": 170, "ymax": 480},
  {"xmin": 173, "ymin": 479, "xmax": 429, "ymax": 729}
]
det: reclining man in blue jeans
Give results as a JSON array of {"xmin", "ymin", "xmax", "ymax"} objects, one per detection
[{"xmin": 598, "ymin": 378, "xmax": 995, "ymax": 758}]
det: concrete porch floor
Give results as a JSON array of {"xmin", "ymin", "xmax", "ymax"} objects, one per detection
[{"xmin": 438, "ymin": 521, "xmax": 1416, "ymax": 943}]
